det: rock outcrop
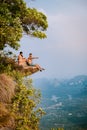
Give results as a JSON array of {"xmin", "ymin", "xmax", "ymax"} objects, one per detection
[{"xmin": 0, "ymin": 57, "xmax": 39, "ymax": 76}]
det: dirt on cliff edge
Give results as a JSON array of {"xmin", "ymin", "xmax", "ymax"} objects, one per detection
[{"xmin": 0, "ymin": 74, "xmax": 16, "ymax": 130}]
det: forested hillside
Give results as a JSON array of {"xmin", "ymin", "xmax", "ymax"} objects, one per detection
[{"xmin": 34, "ymin": 76, "xmax": 87, "ymax": 130}]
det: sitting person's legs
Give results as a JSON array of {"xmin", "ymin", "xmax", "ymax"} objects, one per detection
[
  {"xmin": 27, "ymin": 62, "xmax": 45, "ymax": 71},
  {"xmin": 35, "ymin": 64, "xmax": 45, "ymax": 71}
]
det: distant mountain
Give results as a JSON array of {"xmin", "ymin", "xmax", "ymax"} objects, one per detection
[{"xmin": 33, "ymin": 75, "xmax": 87, "ymax": 130}]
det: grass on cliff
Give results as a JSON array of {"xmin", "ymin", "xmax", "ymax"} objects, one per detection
[{"xmin": 0, "ymin": 64, "xmax": 45, "ymax": 130}]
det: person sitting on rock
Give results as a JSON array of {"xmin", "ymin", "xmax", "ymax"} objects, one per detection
[
  {"xmin": 27, "ymin": 53, "xmax": 45, "ymax": 72},
  {"xmin": 18, "ymin": 51, "xmax": 26, "ymax": 66}
]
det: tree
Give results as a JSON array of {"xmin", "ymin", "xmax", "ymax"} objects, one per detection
[
  {"xmin": 0, "ymin": 1, "xmax": 47, "ymax": 129},
  {"xmin": 0, "ymin": 0, "xmax": 48, "ymax": 50}
]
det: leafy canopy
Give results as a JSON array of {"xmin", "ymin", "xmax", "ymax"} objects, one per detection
[{"xmin": 0, "ymin": 0, "xmax": 48, "ymax": 50}]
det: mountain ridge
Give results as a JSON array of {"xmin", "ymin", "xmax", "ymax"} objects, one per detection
[{"xmin": 33, "ymin": 75, "xmax": 87, "ymax": 130}]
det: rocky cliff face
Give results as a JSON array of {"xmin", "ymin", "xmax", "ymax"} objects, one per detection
[{"xmin": 0, "ymin": 74, "xmax": 16, "ymax": 130}]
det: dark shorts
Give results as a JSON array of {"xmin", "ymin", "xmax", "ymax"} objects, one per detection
[{"xmin": 26, "ymin": 62, "xmax": 35, "ymax": 66}]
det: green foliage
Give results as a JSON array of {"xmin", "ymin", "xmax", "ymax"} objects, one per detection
[
  {"xmin": 0, "ymin": 63, "xmax": 44, "ymax": 130},
  {"xmin": 0, "ymin": 2, "xmax": 22, "ymax": 50},
  {"xmin": 22, "ymin": 8, "xmax": 48, "ymax": 38},
  {"xmin": 0, "ymin": 55, "xmax": 16, "ymax": 74},
  {"xmin": 51, "ymin": 128, "xmax": 64, "ymax": 130},
  {"xmin": 0, "ymin": 0, "xmax": 48, "ymax": 50},
  {"xmin": 11, "ymin": 72, "xmax": 45, "ymax": 130}
]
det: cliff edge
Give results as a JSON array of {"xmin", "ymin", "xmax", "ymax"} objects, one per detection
[{"xmin": 0, "ymin": 74, "xmax": 16, "ymax": 130}]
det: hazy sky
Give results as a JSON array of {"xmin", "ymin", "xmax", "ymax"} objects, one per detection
[{"xmin": 17, "ymin": 0, "xmax": 87, "ymax": 79}]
